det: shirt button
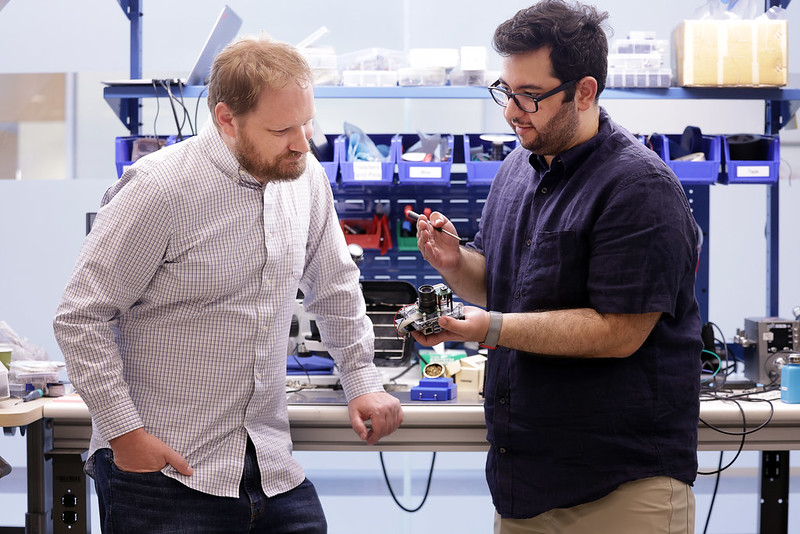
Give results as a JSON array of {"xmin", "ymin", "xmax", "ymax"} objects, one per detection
[
  {"xmin": 499, "ymin": 397, "xmax": 506, "ymax": 405},
  {"xmin": 261, "ymin": 325, "xmax": 269, "ymax": 332},
  {"xmin": 540, "ymin": 187, "xmax": 548, "ymax": 194},
  {"xmin": 514, "ymin": 291, "xmax": 520, "ymax": 299},
  {"xmin": 499, "ymin": 447, "xmax": 507, "ymax": 454},
  {"xmin": 255, "ymin": 372, "xmax": 263, "ymax": 380},
  {"xmin": 526, "ymin": 238, "xmax": 532, "ymax": 247}
]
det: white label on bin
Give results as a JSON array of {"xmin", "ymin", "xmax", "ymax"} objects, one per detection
[
  {"xmin": 353, "ymin": 161, "xmax": 383, "ymax": 181},
  {"xmin": 409, "ymin": 166, "xmax": 442, "ymax": 179},
  {"xmin": 736, "ymin": 165, "xmax": 770, "ymax": 178}
]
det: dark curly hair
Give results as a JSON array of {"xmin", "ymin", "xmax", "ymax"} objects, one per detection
[{"xmin": 492, "ymin": 0, "xmax": 609, "ymax": 100}]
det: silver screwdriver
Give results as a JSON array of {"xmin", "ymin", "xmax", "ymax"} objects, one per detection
[{"xmin": 406, "ymin": 210, "xmax": 460, "ymax": 240}]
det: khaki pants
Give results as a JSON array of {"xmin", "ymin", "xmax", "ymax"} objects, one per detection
[{"xmin": 494, "ymin": 476, "xmax": 695, "ymax": 534}]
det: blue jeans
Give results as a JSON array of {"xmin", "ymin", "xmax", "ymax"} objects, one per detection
[{"xmin": 92, "ymin": 440, "xmax": 326, "ymax": 533}]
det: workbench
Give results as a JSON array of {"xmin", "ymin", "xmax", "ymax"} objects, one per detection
[{"xmin": 2, "ymin": 388, "xmax": 798, "ymax": 533}]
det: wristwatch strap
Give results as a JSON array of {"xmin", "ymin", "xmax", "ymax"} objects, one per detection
[{"xmin": 481, "ymin": 311, "xmax": 503, "ymax": 349}]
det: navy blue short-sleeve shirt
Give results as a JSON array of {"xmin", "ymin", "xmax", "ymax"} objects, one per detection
[{"xmin": 470, "ymin": 108, "xmax": 702, "ymax": 518}]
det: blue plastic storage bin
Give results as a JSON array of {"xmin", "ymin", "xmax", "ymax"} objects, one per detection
[
  {"xmin": 114, "ymin": 135, "xmax": 191, "ymax": 178},
  {"xmin": 652, "ymin": 134, "xmax": 721, "ymax": 185},
  {"xmin": 314, "ymin": 134, "xmax": 339, "ymax": 184},
  {"xmin": 394, "ymin": 134, "xmax": 454, "ymax": 186},
  {"xmin": 114, "ymin": 136, "xmax": 136, "ymax": 177},
  {"xmin": 463, "ymin": 133, "xmax": 518, "ymax": 186},
  {"xmin": 115, "ymin": 136, "xmax": 164, "ymax": 178},
  {"xmin": 721, "ymin": 134, "xmax": 780, "ymax": 184},
  {"xmin": 337, "ymin": 134, "xmax": 395, "ymax": 186}
]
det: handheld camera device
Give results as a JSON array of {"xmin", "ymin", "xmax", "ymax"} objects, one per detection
[{"xmin": 395, "ymin": 283, "xmax": 465, "ymax": 336}]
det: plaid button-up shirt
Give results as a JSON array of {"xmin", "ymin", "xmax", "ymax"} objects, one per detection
[{"xmin": 54, "ymin": 122, "xmax": 383, "ymax": 498}]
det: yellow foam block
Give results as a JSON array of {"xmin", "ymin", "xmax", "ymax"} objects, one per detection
[{"xmin": 673, "ymin": 19, "xmax": 787, "ymax": 87}]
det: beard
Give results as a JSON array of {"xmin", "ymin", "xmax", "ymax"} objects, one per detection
[
  {"xmin": 513, "ymin": 101, "xmax": 579, "ymax": 158},
  {"xmin": 234, "ymin": 129, "xmax": 306, "ymax": 183}
]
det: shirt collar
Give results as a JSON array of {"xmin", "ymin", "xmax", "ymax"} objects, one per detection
[
  {"xmin": 528, "ymin": 107, "xmax": 612, "ymax": 176},
  {"xmin": 199, "ymin": 122, "xmax": 264, "ymax": 191}
]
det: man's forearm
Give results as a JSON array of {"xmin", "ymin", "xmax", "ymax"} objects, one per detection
[{"xmin": 499, "ymin": 308, "xmax": 661, "ymax": 358}]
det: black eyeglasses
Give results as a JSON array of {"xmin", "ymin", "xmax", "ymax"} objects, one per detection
[{"xmin": 488, "ymin": 79, "xmax": 578, "ymax": 113}]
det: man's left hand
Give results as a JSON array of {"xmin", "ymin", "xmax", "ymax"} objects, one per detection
[
  {"xmin": 410, "ymin": 305, "xmax": 490, "ymax": 347},
  {"xmin": 348, "ymin": 391, "xmax": 404, "ymax": 445}
]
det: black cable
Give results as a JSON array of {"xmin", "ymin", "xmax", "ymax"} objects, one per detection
[
  {"xmin": 709, "ymin": 321, "xmax": 734, "ymax": 387},
  {"xmin": 701, "ymin": 349, "xmax": 722, "ymax": 384},
  {"xmin": 379, "ymin": 451, "xmax": 436, "ymax": 512},
  {"xmin": 151, "ymin": 80, "xmax": 161, "ymax": 141},
  {"xmin": 388, "ymin": 359, "xmax": 419, "ymax": 383},
  {"xmin": 695, "ymin": 391, "xmax": 777, "ymax": 532},
  {"xmin": 697, "ymin": 395, "xmax": 775, "ymax": 476},
  {"xmin": 194, "ymin": 85, "xmax": 209, "ymax": 134},
  {"xmin": 702, "ymin": 452, "xmax": 724, "ymax": 534},
  {"xmin": 289, "ymin": 352, "xmax": 312, "ymax": 384},
  {"xmin": 158, "ymin": 79, "xmax": 196, "ymax": 139},
  {"xmin": 161, "ymin": 80, "xmax": 184, "ymax": 141},
  {"xmin": 164, "ymin": 80, "xmax": 189, "ymax": 136},
  {"xmin": 174, "ymin": 81, "xmax": 196, "ymax": 136},
  {"xmin": 697, "ymin": 400, "xmax": 746, "ymax": 475},
  {"xmin": 699, "ymin": 396, "xmax": 775, "ymax": 438}
]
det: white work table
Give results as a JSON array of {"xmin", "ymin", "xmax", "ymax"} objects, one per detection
[
  {"xmin": 40, "ymin": 389, "xmax": 800, "ymax": 452},
  {"xmin": 3, "ymin": 387, "xmax": 799, "ymax": 534},
  {"xmin": 1, "ymin": 397, "xmax": 53, "ymax": 534}
]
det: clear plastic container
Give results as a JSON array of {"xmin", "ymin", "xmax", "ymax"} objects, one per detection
[
  {"xmin": 301, "ymin": 46, "xmax": 337, "ymax": 69},
  {"xmin": 15, "ymin": 371, "xmax": 60, "ymax": 390},
  {"xmin": 606, "ymin": 68, "xmax": 672, "ymax": 88},
  {"xmin": 311, "ymin": 69, "xmax": 341, "ymax": 86},
  {"xmin": 398, "ymin": 67, "xmax": 447, "ymax": 87},
  {"xmin": 338, "ymin": 48, "xmax": 407, "ymax": 72},
  {"xmin": 607, "ymin": 53, "xmax": 664, "ymax": 70},
  {"xmin": 610, "ymin": 38, "xmax": 668, "ymax": 55},
  {"xmin": 448, "ymin": 70, "xmax": 486, "ymax": 87},
  {"xmin": 0, "ymin": 365, "xmax": 9, "ymax": 400},
  {"xmin": 341, "ymin": 70, "xmax": 399, "ymax": 87}
]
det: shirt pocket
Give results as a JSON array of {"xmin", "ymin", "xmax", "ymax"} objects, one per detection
[{"xmin": 524, "ymin": 230, "xmax": 588, "ymax": 309}]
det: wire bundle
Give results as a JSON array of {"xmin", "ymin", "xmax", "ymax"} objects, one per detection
[{"xmin": 149, "ymin": 80, "xmax": 206, "ymax": 142}]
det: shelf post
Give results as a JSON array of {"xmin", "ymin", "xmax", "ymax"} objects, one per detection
[
  {"xmin": 114, "ymin": 0, "xmax": 142, "ymax": 135},
  {"xmin": 760, "ymin": 4, "xmax": 788, "ymax": 533}
]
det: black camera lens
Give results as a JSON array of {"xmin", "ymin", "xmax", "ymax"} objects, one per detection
[{"xmin": 417, "ymin": 285, "xmax": 437, "ymax": 314}]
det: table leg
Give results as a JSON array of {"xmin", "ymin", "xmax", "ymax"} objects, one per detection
[
  {"xmin": 25, "ymin": 418, "xmax": 53, "ymax": 534},
  {"xmin": 759, "ymin": 450, "xmax": 789, "ymax": 534}
]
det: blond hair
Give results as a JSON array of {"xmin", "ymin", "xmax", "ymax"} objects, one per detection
[{"xmin": 207, "ymin": 35, "xmax": 313, "ymax": 127}]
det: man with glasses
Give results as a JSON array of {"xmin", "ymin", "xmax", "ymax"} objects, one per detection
[{"xmin": 412, "ymin": 1, "xmax": 701, "ymax": 533}]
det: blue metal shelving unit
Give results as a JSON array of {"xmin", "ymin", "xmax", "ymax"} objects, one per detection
[
  {"xmin": 104, "ymin": 77, "xmax": 800, "ymax": 324},
  {"xmin": 103, "ymin": 82, "xmax": 800, "ymax": 104}
]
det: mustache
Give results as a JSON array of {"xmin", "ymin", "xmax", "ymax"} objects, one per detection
[
  {"xmin": 281, "ymin": 151, "xmax": 305, "ymax": 161},
  {"xmin": 510, "ymin": 118, "xmax": 533, "ymax": 129}
]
